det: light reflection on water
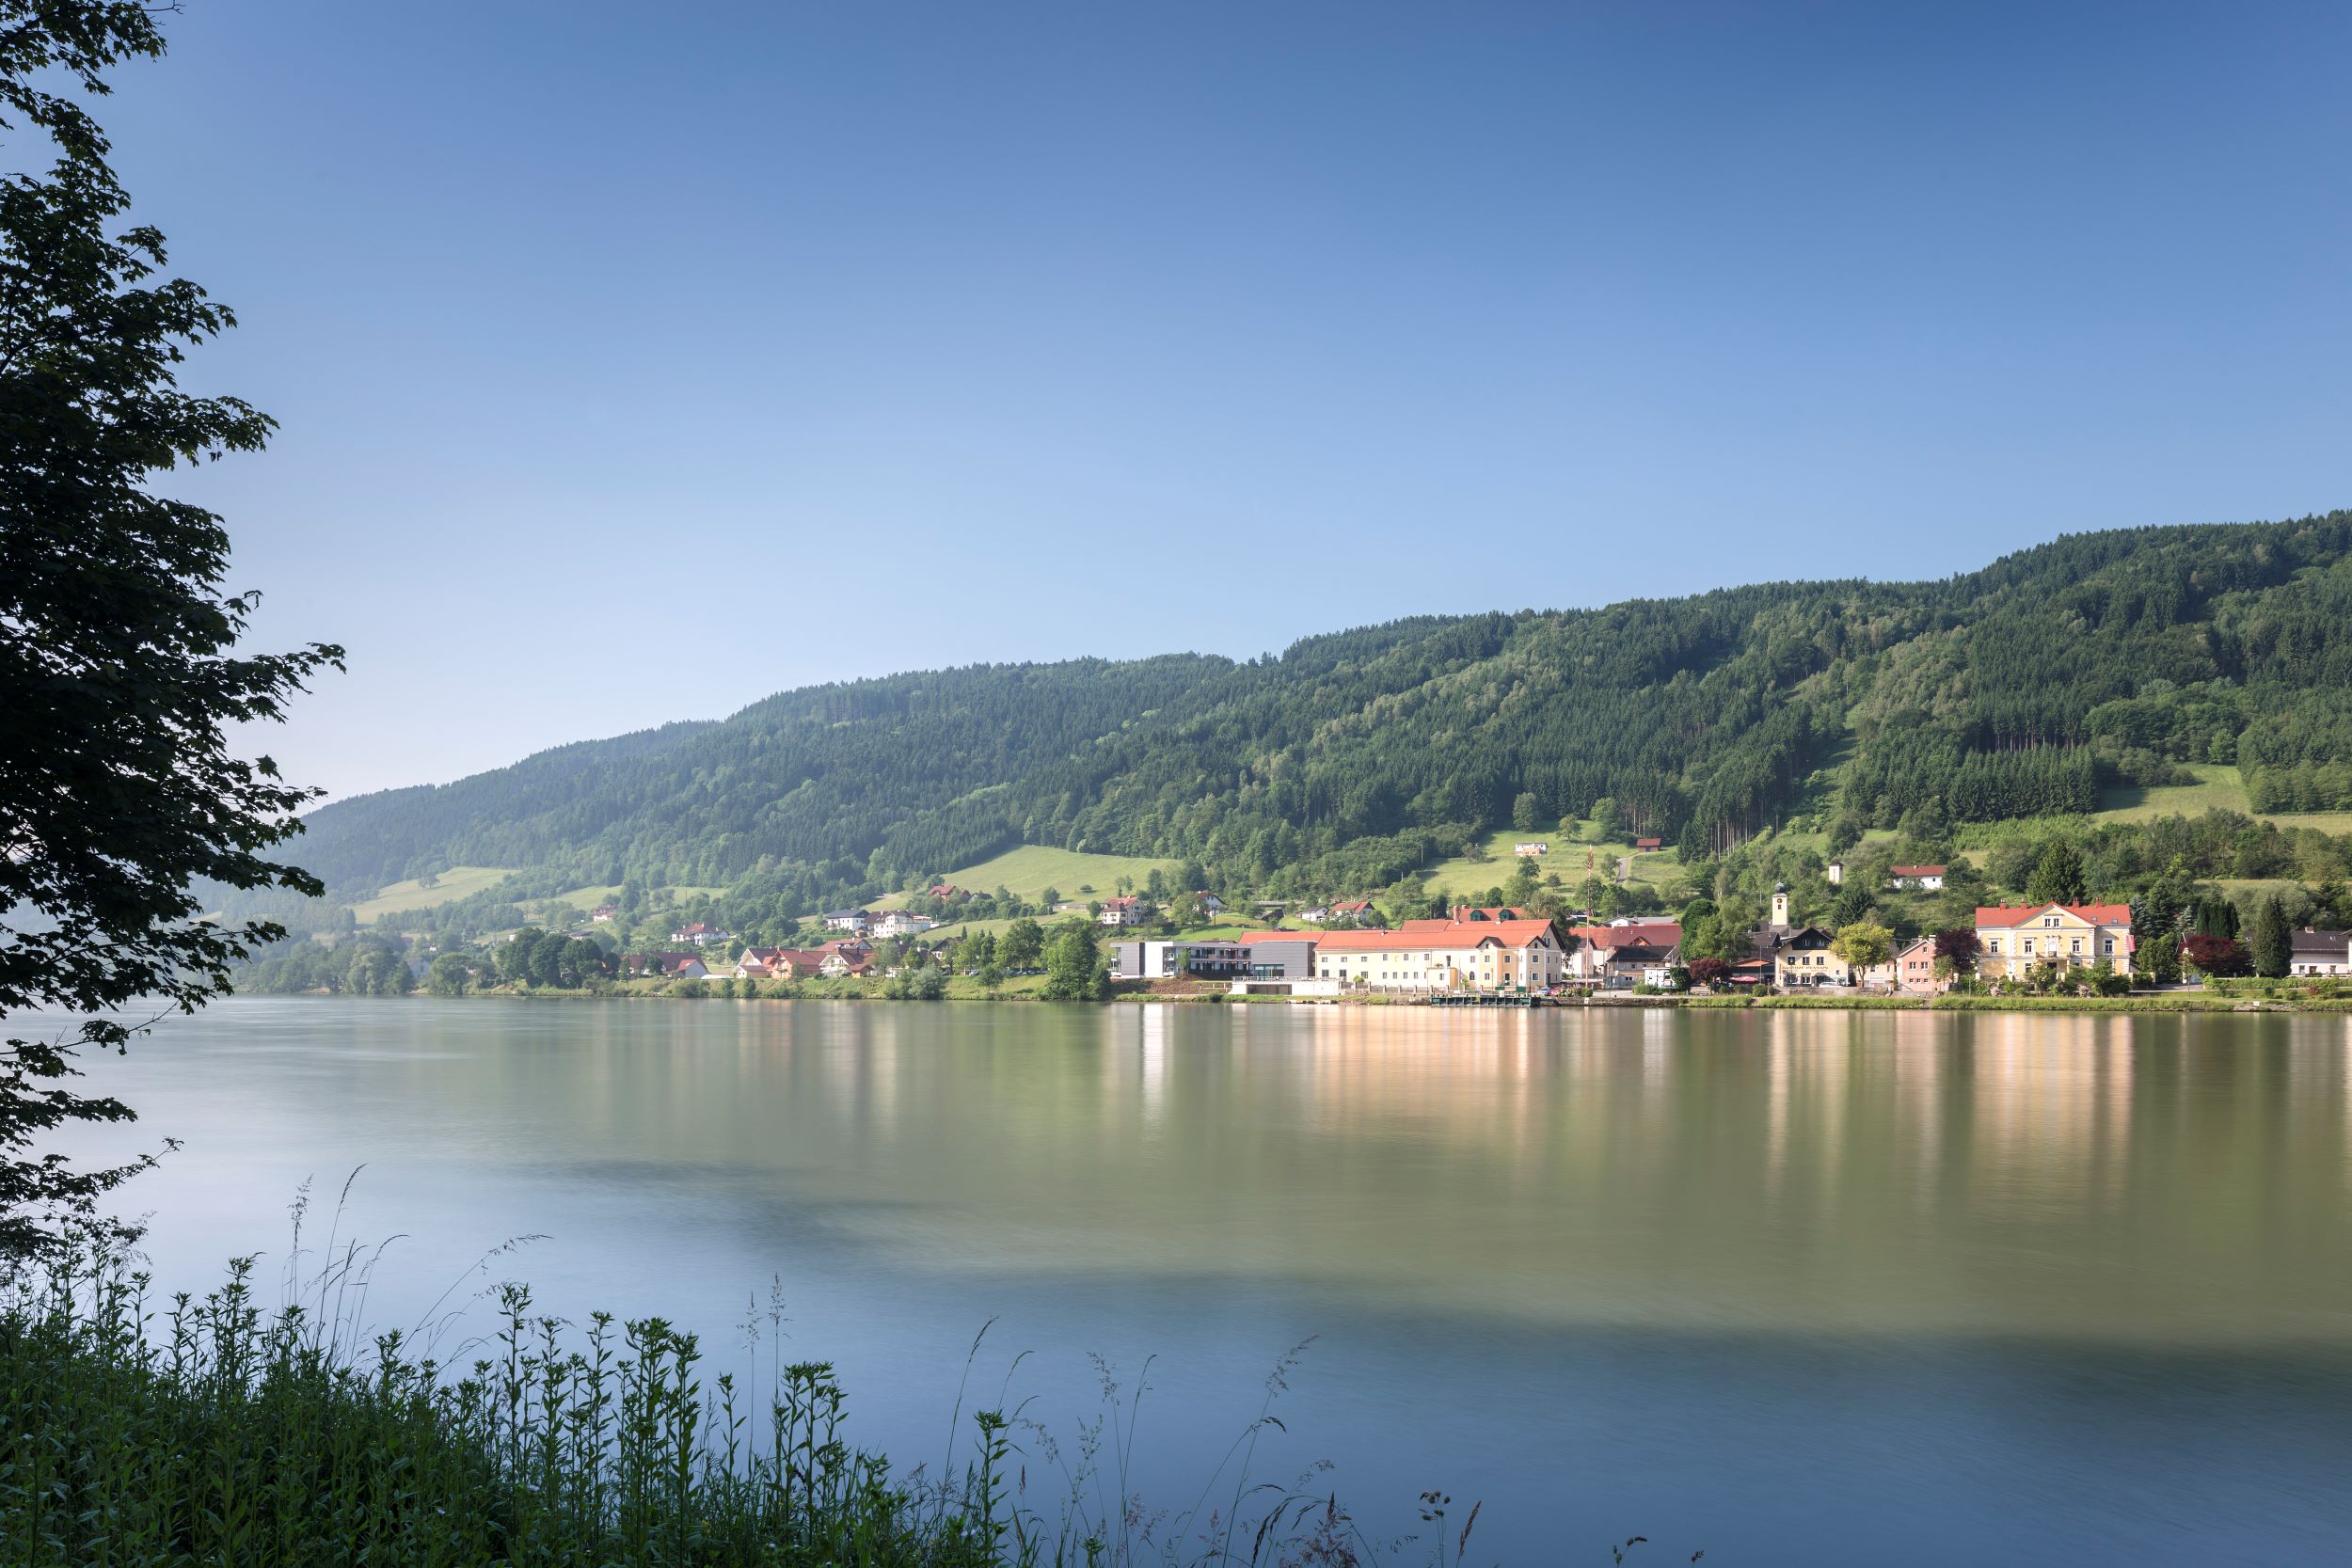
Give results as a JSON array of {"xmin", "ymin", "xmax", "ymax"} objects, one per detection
[{"xmin": 48, "ymin": 998, "xmax": 2352, "ymax": 1565}]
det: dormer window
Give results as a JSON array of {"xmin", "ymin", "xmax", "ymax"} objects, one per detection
[{"xmin": 2042, "ymin": 915, "xmax": 2060, "ymax": 928}]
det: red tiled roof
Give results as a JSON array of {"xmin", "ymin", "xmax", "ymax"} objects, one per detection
[
  {"xmin": 1892, "ymin": 864, "xmax": 1947, "ymax": 878},
  {"xmin": 1314, "ymin": 919, "xmax": 1556, "ymax": 953},
  {"xmin": 1237, "ymin": 930, "xmax": 1310, "ymax": 945},
  {"xmin": 1567, "ymin": 922, "xmax": 1682, "ymax": 950},
  {"xmin": 1634, "ymin": 837, "xmax": 1661, "ymax": 849},
  {"xmin": 1975, "ymin": 903, "xmax": 2131, "ymax": 928}
]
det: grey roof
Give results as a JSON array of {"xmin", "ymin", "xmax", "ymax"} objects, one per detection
[{"xmin": 2290, "ymin": 928, "xmax": 2350, "ymax": 954}]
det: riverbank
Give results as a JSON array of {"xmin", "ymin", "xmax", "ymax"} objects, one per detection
[{"xmin": 250, "ymin": 975, "xmax": 2352, "ymax": 1013}]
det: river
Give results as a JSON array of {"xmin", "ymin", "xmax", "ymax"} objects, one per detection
[{"xmin": 51, "ymin": 997, "xmax": 2352, "ymax": 1564}]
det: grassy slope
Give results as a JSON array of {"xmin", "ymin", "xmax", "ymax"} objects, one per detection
[
  {"xmin": 2096, "ymin": 763, "xmax": 2352, "ymax": 832},
  {"xmin": 346, "ymin": 866, "xmax": 516, "ymax": 921},
  {"xmin": 1420, "ymin": 824, "xmax": 1684, "ymax": 900},
  {"xmin": 882, "ymin": 844, "xmax": 1181, "ymax": 904},
  {"xmin": 544, "ymin": 882, "xmax": 624, "ymax": 914}
]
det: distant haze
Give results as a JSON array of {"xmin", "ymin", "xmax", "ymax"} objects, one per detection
[{"xmin": 104, "ymin": 2, "xmax": 2352, "ymax": 799}]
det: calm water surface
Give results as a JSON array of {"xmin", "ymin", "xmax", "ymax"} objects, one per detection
[{"xmin": 56, "ymin": 998, "xmax": 2352, "ymax": 1564}]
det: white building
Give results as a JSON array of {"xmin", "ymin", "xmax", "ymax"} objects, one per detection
[
  {"xmin": 2289, "ymin": 929, "xmax": 2352, "ymax": 976},
  {"xmin": 1309, "ymin": 917, "xmax": 1566, "ymax": 993}
]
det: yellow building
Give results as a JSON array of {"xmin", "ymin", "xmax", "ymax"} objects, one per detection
[
  {"xmin": 1773, "ymin": 926, "xmax": 1857, "ymax": 988},
  {"xmin": 1974, "ymin": 903, "xmax": 2133, "ymax": 978}
]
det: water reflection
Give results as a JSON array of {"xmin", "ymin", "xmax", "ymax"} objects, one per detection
[
  {"xmin": 46, "ymin": 999, "xmax": 2352, "ymax": 1567},
  {"xmin": 168, "ymin": 998, "xmax": 2347, "ymax": 1346}
]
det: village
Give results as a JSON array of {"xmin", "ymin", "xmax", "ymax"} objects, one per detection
[{"xmin": 609, "ymin": 849, "xmax": 2352, "ymax": 1001}]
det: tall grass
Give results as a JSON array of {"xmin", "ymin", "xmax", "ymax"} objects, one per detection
[{"xmin": 0, "ymin": 1246, "xmax": 1469, "ymax": 1568}]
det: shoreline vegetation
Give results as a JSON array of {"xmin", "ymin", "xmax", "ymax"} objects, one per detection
[{"xmin": 1, "ymin": 1246, "xmax": 1460, "ymax": 1568}]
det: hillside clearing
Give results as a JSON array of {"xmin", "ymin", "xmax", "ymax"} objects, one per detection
[
  {"xmin": 1420, "ymin": 824, "xmax": 1684, "ymax": 900},
  {"xmin": 346, "ymin": 866, "xmax": 516, "ymax": 921},
  {"xmin": 882, "ymin": 844, "xmax": 1181, "ymax": 904},
  {"xmin": 2096, "ymin": 763, "xmax": 2352, "ymax": 833}
]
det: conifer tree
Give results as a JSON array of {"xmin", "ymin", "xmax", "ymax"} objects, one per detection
[{"xmin": 2024, "ymin": 842, "xmax": 2088, "ymax": 906}]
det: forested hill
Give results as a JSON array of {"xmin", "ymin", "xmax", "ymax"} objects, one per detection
[{"xmin": 286, "ymin": 512, "xmax": 2352, "ymax": 917}]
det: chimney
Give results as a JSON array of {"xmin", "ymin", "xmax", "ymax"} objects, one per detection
[{"xmin": 1772, "ymin": 889, "xmax": 1790, "ymax": 927}]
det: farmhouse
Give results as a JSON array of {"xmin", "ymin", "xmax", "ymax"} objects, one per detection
[{"xmin": 1890, "ymin": 864, "xmax": 1947, "ymax": 891}]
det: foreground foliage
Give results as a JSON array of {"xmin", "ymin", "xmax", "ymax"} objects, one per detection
[
  {"xmin": 0, "ymin": 1251, "xmax": 1415, "ymax": 1568},
  {"xmin": 0, "ymin": 3, "xmax": 340, "ymax": 1256}
]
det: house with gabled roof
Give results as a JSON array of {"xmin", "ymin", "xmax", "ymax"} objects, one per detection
[
  {"xmin": 817, "ymin": 939, "xmax": 875, "ymax": 978},
  {"xmin": 732, "ymin": 946, "xmax": 784, "ymax": 980},
  {"xmin": 1563, "ymin": 921, "xmax": 1682, "ymax": 982},
  {"xmin": 2289, "ymin": 928, "xmax": 2350, "ymax": 976},
  {"xmin": 1974, "ymin": 903, "xmax": 2133, "ymax": 978},
  {"xmin": 1890, "ymin": 864, "xmax": 1947, "ymax": 890},
  {"xmin": 1892, "ymin": 935, "xmax": 1944, "ymax": 993},
  {"xmin": 1772, "ymin": 924, "xmax": 1845, "ymax": 988}
]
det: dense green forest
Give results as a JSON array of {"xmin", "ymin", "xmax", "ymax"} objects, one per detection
[{"xmin": 245, "ymin": 513, "xmax": 2352, "ymax": 940}]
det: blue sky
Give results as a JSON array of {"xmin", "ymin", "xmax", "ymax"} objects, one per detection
[{"xmin": 99, "ymin": 2, "xmax": 2352, "ymax": 800}]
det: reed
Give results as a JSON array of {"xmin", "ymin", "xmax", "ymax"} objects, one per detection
[{"xmin": 0, "ymin": 1246, "xmax": 1460, "ymax": 1568}]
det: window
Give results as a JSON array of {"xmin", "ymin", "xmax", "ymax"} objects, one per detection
[
  {"xmin": 2043, "ymin": 916, "xmax": 2059, "ymax": 928},
  {"xmin": 1987, "ymin": 939, "xmax": 2001, "ymax": 954},
  {"xmin": 2023, "ymin": 939, "xmax": 2035, "ymax": 955},
  {"xmin": 2069, "ymin": 939, "xmax": 2082, "ymax": 956}
]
